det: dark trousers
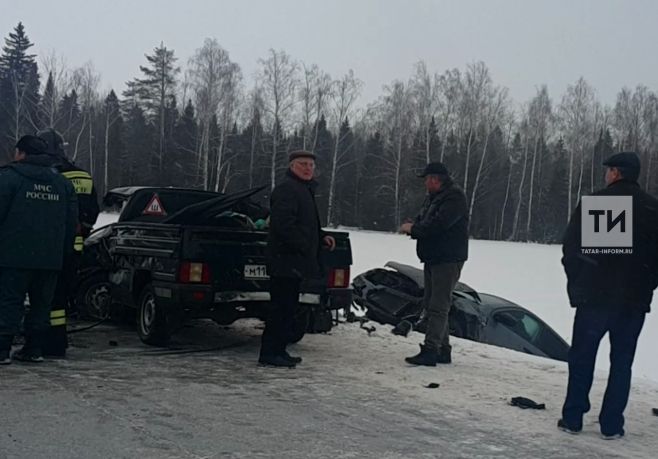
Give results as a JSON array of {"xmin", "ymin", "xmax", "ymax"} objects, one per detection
[
  {"xmin": 0, "ymin": 268, "xmax": 59, "ymax": 352},
  {"xmin": 562, "ymin": 305, "xmax": 645, "ymax": 435},
  {"xmin": 43, "ymin": 253, "xmax": 80, "ymax": 356},
  {"xmin": 423, "ymin": 262, "xmax": 463, "ymax": 351},
  {"xmin": 260, "ymin": 276, "xmax": 301, "ymax": 357}
]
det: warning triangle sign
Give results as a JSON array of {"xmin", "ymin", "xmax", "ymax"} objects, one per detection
[{"xmin": 142, "ymin": 193, "xmax": 167, "ymax": 216}]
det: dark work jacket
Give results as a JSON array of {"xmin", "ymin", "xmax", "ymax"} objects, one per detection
[
  {"xmin": 410, "ymin": 180, "xmax": 469, "ymax": 264},
  {"xmin": 266, "ymin": 170, "xmax": 324, "ymax": 279},
  {"xmin": 0, "ymin": 155, "xmax": 78, "ymax": 270},
  {"xmin": 54, "ymin": 158, "xmax": 99, "ymax": 238},
  {"xmin": 562, "ymin": 179, "xmax": 658, "ymax": 312}
]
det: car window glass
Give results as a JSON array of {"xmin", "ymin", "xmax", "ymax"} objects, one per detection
[{"xmin": 494, "ymin": 309, "xmax": 568, "ymax": 360}]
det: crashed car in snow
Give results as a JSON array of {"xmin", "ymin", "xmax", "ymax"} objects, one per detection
[
  {"xmin": 76, "ymin": 186, "xmax": 352, "ymax": 346},
  {"xmin": 352, "ymin": 262, "xmax": 570, "ymax": 362}
]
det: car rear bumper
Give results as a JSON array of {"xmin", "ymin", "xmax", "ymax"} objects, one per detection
[{"xmin": 152, "ymin": 282, "xmax": 352, "ymax": 311}]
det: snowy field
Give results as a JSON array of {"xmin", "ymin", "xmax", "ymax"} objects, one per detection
[{"xmin": 94, "ymin": 212, "xmax": 658, "ymax": 384}]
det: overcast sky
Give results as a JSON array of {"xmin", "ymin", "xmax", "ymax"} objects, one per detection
[{"xmin": 1, "ymin": 0, "xmax": 656, "ymax": 107}]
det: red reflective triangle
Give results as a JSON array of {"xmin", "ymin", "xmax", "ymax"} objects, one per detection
[{"xmin": 142, "ymin": 193, "xmax": 167, "ymax": 216}]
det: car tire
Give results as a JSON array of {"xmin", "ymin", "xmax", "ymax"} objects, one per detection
[
  {"xmin": 76, "ymin": 272, "xmax": 113, "ymax": 320},
  {"xmin": 288, "ymin": 306, "xmax": 311, "ymax": 344},
  {"xmin": 137, "ymin": 284, "xmax": 170, "ymax": 346}
]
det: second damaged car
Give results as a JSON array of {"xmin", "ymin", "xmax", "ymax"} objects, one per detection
[{"xmin": 352, "ymin": 262, "xmax": 569, "ymax": 362}]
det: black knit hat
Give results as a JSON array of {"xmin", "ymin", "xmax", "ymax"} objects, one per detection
[
  {"xmin": 417, "ymin": 162, "xmax": 450, "ymax": 177},
  {"xmin": 15, "ymin": 135, "xmax": 48, "ymax": 156}
]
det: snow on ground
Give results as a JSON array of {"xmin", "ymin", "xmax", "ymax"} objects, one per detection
[{"xmin": 75, "ymin": 213, "xmax": 658, "ymax": 456}]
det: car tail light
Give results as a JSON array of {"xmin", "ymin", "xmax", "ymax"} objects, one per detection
[
  {"xmin": 179, "ymin": 261, "xmax": 211, "ymax": 284},
  {"xmin": 328, "ymin": 268, "xmax": 350, "ymax": 288}
]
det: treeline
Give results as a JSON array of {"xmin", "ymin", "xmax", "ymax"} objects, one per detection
[{"xmin": 1, "ymin": 22, "xmax": 656, "ymax": 242}]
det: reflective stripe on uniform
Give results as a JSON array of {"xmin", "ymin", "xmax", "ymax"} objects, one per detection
[
  {"xmin": 50, "ymin": 309, "xmax": 66, "ymax": 326},
  {"xmin": 62, "ymin": 171, "xmax": 94, "ymax": 195},
  {"xmin": 74, "ymin": 235, "xmax": 84, "ymax": 252}
]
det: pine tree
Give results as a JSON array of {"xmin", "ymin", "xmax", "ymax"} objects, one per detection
[
  {"xmin": 0, "ymin": 22, "xmax": 40, "ymax": 151},
  {"xmin": 124, "ymin": 43, "xmax": 179, "ymax": 180}
]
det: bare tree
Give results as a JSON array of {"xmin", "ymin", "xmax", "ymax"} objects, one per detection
[
  {"xmin": 376, "ymin": 81, "xmax": 415, "ymax": 228},
  {"xmin": 409, "ymin": 61, "xmax": 440, "ymax": 163},
  {"xmin": 558, "ymin": 77, "xmax": 597, "ymax": 218},
  {"xmin": 258, "ymin": 49, "xmax": 299, "ymax": 189},
  {"xmin": 460, "ymin": 62, "xmax": 490, "ymax": 196},
  {"xmin": 39, "ymin": 51, "xmax": 70, "ymax": 128},
  {"xmin": 213, "ymin": 62, "xmax": 242, "ymax": 192},
  {"xmin": 69, "ymin": 63, "xmax": 100, "ymax": 172},
  {"xmin": 468, "ymin": 83, "xmax": 509, "ymax": 221},
  {"xmin": 326, "ymin": 70, "xmax": 363, "ymax": 225},
  {"xmin": 299, "ymin": 64, "xmax": 332, "ymax": 150},
  {"xmin": 524, "ymin": 86, "xmax": 552, "ymax": 237},
  {"xmin": 187, "ymin": 38, "xmax": 235, "ymax": 189},
  {"xmin": 436, "ymin": 69, "xmax": 462, "ymax": 162}
]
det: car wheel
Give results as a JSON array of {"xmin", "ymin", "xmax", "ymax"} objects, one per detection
[
  {"xmin": 76, "ymin": 272, "xmax": 112, "ymax": 320},
  {"xmin": 137, "ymin": 284, "xmax": 170, "ymax": 346}
]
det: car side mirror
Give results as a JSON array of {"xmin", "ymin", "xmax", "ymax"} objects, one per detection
[{"xmin": 495, "ymin": 313, "xmax": 519, "ymax": 328}]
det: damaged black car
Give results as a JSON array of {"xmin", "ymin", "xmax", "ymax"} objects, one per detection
[{"xmin": 352, "ymin": 262, "xmax": 570, "ymax": 362}]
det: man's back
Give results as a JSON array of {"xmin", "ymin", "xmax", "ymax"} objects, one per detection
[
  {"xmin": 0, "ymin": 156, "xmax": 77, "ymax": 270},
  {"xmin": 563, "ymin": 179, "xmax": 658, "ymax": 311}
]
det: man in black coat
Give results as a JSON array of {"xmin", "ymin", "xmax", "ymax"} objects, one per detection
[
  {"xmin": 558, "ymin": 152, "xmax": 658, "ymax": 439},
  {"xmin": 0, "ymin": 136, "xmax": 77, "ymax": 365},
  {"xmin": 259, "ymin": 150, "xmax": 335, "ymax": 367},
  {"xmin": 400, "ymin": 162, "xmax": 469, "ymax": 366}
]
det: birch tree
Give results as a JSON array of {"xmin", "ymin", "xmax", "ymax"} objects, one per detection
[
  {"xmin": 257, "ymin": 49, "xmax": 298, "ymax": 189},
  {"xmin": 187, "ymin": 38, "xmax": 235, "ymax": 189},
  {"xmin": 558, "ymin": 77, "xmax": 596, "ymax": 218},
  {"xmin": 326, "ymin": 70, "xmax": 363, "ymax": 225}
]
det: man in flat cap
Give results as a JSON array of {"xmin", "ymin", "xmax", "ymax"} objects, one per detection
[
  {"xmin": 399, "ymin": 162, "xmax": 469, "ymax": 366},
  {"xmin": 259, "ymin": 150, "xmax": 335, "ymax": 367},
  {"xmin": 559, "ymin": 152, "xmax": 658, "ymax": 439}
]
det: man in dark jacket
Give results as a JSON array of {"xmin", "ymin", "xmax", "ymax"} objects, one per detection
[
  {"xmin": 0, "ymin": 135, "xmax": 78, "ymax": 364},
  {"xmin": 558, "ymin": 152, "xmax": 658, "ymax": 439},
  {"xmin": 259, "ymin": 150, "xmax": 335, "ymax": 367},
  {"xmin": 400, "ymin": 162, "xmax": 469, "ymax": 366},
  {"xmin": 37, "ymin": 128, "xmax": 99, "ymax": 356}
]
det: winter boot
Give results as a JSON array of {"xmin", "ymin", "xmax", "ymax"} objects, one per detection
[
  {"xmin": 12, "ymin": 348, "xmax": 44, "ymax": 363},
  {"xmin": 405, "ymin": 344, "xmax": 439, "ymax": 366},
  {"xmin": 258, "ymin": 353, "xmax": 296, "ymax": 368},
  {"xmin": 283, "ymin": 350, "xmax": 302, "ymax": 364},
  {"xmin": 392, "ymin": 320, "xmax": 413, "ymax": 337},
  {"xmin": 437, "ymin": 344, "xmax": 452, "ymax": 364},
  {"xmin": 0, "ymin": 335, "xmax": 12, "ymax": 365},
  {"xmin": 557, "ymin": 419, "xmax": 581, "ymax": 435},
  {"xmin": 12, "ymin": 333, "xmax": 44, "ymax": 363}
]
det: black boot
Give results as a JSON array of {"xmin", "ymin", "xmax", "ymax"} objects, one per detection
[
  {"xmin": 12, "ymin": 333, "xmax": 44, "ymax": 363},
  {"xmin": 405, "ymin": 344, "xmax": 438, "ymax": 366},
  {"xmin": 258, "ymin": 353, "xmax": 296, "ymax": 368},
  {"xmin": 0, "ymin": 335, "xmax": 13, "ymax": 365},
  {"xmin": 392, "ymin": 320, "xmax": 413, "ymax": 337},
  {"xmin": 437, "ymin": 345, "xmax": 452, "ymax": 364},
  {"xmin": 283, "ymin": 350, "xmax": 302, "ymax": 364}
]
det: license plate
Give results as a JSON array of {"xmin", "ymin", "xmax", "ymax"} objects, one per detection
[{"xmin": 243, "ymin": 264, "xmax": 269, "ymax": 279}]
